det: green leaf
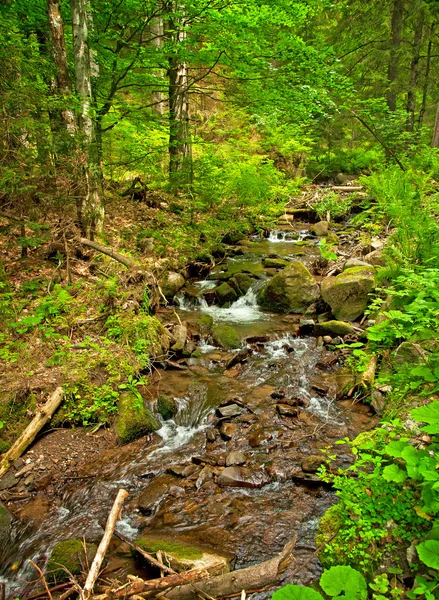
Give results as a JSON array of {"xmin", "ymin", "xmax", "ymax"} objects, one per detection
[
  {"xmin": 382, "ymin": 464, "xmax": 407, "ymax": 483},
  {"xmin": 417, "ymin": 540, "xmax": 439, "ymax": 569},
  {"xmin": 412, "ymin": 402, "xmax": 439, "ymax": 425},
  {"xmin": 410, "ymin": 366, "xmax": 436, "ymax": 382},
  {"xmin": 385, "ymin": 441, "xmax": 407, "ymax": 458},
  {"xmin": 272, "ymin": 585, "xmax": 324, "ymax": 600},
  {"xmin": 319, "ymin": 566, "xmax": 367, "ymax": 599}
]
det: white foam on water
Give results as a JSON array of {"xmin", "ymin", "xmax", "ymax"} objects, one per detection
[
  {"xmin": 266, "ymin": 230, "xmax": 309, "ymax": 242},
  {"xmin": 200, "ymin": 286, "xmax": 266, "ymax": 323},
  {"xmin": 116, "ymin": 515, "xmax": 138, "ymax": 540}
]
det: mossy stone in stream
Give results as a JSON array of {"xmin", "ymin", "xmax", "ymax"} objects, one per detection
[
  {"xmin": 47, "ymin": 539, "xmax": 97, "ymax": 582},
  {"xmin": 133, "ymin": 537, "xmax": 202, "ymax": 572},
  {"xmin": 229, "ymin": 273, "xmax": 254, "ymax": 295},
  {"xmin": 257, "ymin": 261, "xmax": 320, "ymax": 313},
  {"xmin": 215, "ymin": 282, "xmax": 238, "ymax": 305},
  {"xmin": 313, "ymin": 320, "xmax": 356, "ymax": 337},
  {"xmin": 114, "ymin": 391, "xmax": 160, "ymax": 444},
  {"xmin": 315, "ymin": 503, "xmax": 345, "ymax": 568},
  {"xmin": 157, "ymin": 395, "xmax": 177, "ymax": 420},
  {"xmin": 212, "ymin": 325, "xmax": 241, "ymax": 349},
  {"xmin": 199, "ymin": 314, "xmax": 214, "ymax": 331},
  {"xmin": 321, "ymin": 266, "xmax": 375, "ymax": 321}
]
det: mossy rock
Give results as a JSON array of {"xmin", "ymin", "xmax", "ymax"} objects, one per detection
[
  {"xmin": 321, "ymin": 266, "xmax": 375, "ymax": 321},
  {"xmin": 212, "ymin": 325, "xmax": 241, "ymax": 349},
  {"xmin": 263, "ymin": 257, "xmax": 289, "ymax": 269},
  {"xmin": 315, "ymin": 503, "xmax": 346, "ymax": 568},
  {"xmin": 326, "ymin": 231, "xmax": 340, "ymax": 245},
  {"xmin": 114, "ymin": 392, "xmax": 160, "ymax": 444},
  {"xmin": 313, "ymin": 320, "xmax": 356, "ymax": 337},
  {"xmin": 215, "ymin": 282, "xmax": 238, "ymax": 306},
  {"xmin": 133, "ymin": 537, "xmax": 202, "ymax": 572},
  {"xmin": 157, "ymin": 395, "xmax": 177, "ymax": 420},
  {"xmin": 0, "ymin": 501, "xmax": 12, "ymax": 549},
  {"xmin": 311, "ymin": 221, "xmax": 329, "ymax": 236},
  {"xmin": 47, "ymin": 539, "xmax": 97, "ymax": 582},
  {"xmin": 198, "ymin": 314, "xmax": 214, "ymax": 331},
  {"xmin": 120, "ymin": 313, "xmax": 170, "ymax": 358},
  {"xmin": 159, "ymin": 271, "xmax": 185, "ymax": 299},
  {"xmin": 257, "ymin": 261, "xmax": 320, "ymax": 313},
  {"xmin": 229, "ymin": 273, "xmax": 254, "ymax": 295}
]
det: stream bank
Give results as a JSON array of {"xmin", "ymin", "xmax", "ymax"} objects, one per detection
[{"xmin": 0, "ymin": 206, "xmax": 380, "ymax": 599}]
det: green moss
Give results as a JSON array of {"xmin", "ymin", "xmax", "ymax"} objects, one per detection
[
  {"xmin": 212, "ymin": 325, "xmax": 241, "ymax": 349},
  {"xmin": 47, "ymin": 539, "xmax": 97, "ymax": 582},
  {"xmin": 157, "ymin": 395, "xmax": 177, "ymax": 420},
  {"xmin": 313, "ymin": 320, "xmax": 356, "ymax": 337},
  {"xmin": 321, "ymin": 266, "xmax": 375, "ymax": 321},
  {"xmin": 114, "ymin": 392, "xmax": 160, "ymax": 443},
  {"xmin": 199, "ymin": 314, "xmax": 214, "ymax": 331},
  {"xmin": 257, "ymin": 261, "xmax": 320, "ymax": 313},
  {"xmin": 0, "ymin": 439, "xmax": 11, "ymax": 454},
  {"xmin": 134, "ymin": 537, "xmax": 203, "ymax": 561},
  {"xmin": 316, "ymin": 503, "xmax": 345, "ymax": 568},
  {"xmin": 215, "ymin": 282, "xmax": 238, "ymax": 305}
]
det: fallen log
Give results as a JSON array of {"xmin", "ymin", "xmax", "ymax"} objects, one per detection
[
  {"xmin": 82, "ymin": 489, "xmax": 129, "ymax": 599},
  {"xmin": 0, "ymin": 387, "xmax": 64, "ymax": 478},
  {"xmin": 113, "ymin": 530, "xmax": 175, "ymax": 576},
  {"xmin": 79, "ymin": 238, "xmax": 139, "ymax": 269},
  {"xmin": 330, "ymin": 186, "xmax": 364, "ymax": 192}
]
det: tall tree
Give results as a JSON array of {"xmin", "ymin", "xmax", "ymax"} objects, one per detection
[
  {"xmin": 70, "ymin": 0, "xmax": 104, "ymax": 238},
  {"xmin": 387, "ymin": 0, "xmax": 404, "ymax": 111}
]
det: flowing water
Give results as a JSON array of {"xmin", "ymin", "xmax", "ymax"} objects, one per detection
[{"xmin": 0, "ymin": 226, "xmax": 376, "ymax": 598}]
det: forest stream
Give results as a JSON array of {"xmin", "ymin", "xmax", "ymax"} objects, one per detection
[{"xmin": 0, "ymin": 220, "xmax": 378, "ymax": 599}]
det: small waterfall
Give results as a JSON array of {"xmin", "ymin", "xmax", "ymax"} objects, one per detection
[
  {"xmin": 266, "ymin": 229, "xmax": 308, "ymax": 242},
  {"xmin": 199, "ymin": 282, "xmax": 266, "ymax": 323}
]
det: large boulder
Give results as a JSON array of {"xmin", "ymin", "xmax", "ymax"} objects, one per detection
[
  {"xmin": 212, "ymin": 325, "xmax": 241, "ymax": 349},
  {"xmin": 215, "ymin": 282, "xmax": 238, "ymax": 305},
  {"xmin": 257, "ymin": 261, "xmax": 320, "ymax": 313},
  {"xmin": 321, "ymin": 266, "xmax": 375, "ymax": 321},
  {"xmin": 229, "ymin": 273, "xmax": 254, "ymax": 295},
  {"xmin": 159, "ymin": 272, "xmax": 185, "ymax": 299},
  {"xmin": 114, "ymin": 392, "xmax": 161, "ymax": 444},
  {"xmin": 313, "ymin": 320, "xmax": 356, "ymax": 337}
]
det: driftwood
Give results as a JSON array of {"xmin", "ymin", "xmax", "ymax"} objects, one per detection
[
  {"xmin": 82, "ymin": 489, "xmax": 129, "ymax": 599},
  {"xmin": 79, "ymin": 238, "xmax": 139, "ymax": 269},
  {"xmin": 165, "ymin": 536, "xmax": 297, "ymax": 600},
  {"xmin": 0, "ymin": 387, "xmax": 64, "ymax": 478}
]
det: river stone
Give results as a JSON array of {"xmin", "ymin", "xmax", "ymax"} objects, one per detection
[
  {"xmin": 229, "ymin": 273, "xmax": 254, "ymax": 296},
  {"xmin": 344, "ymin": 258, "xmax": 371, "ymax": 270},
  {"xmin": 277, "ymin": 403, "xmax": 300, "ymax": 417},
  {"xmin": 114, "ymin": 392, "xmax": 160, "ymax": 444},
  {"xmin": 364, "ymin": 249, "xmax": 385, "ymax": 266},
  {"xmin": 226, "ymin": 451, "xmax": 246, "ymax": 466},
  {"xmin": 159, "ymin": 271, "xmax": 185, "ymax": 299},
  {"xmin": 311, "ymin": 221, "xmax": 329, "ymax": 236},
  {"xmin": 218, "ymin": 466, "xmax": 270, "ymax": 489},
  {"xmin": 313, "ymin": 320, "xmax": 356, "ymax": 337},
  {"xmin": 157, "ymin": 395, "xmax": 177, "ymax": 420},
  {"xmin": 220, "ymin": 422, "xmax": 238, "ymax": 440},
  {"xmin": 215, "ymin": 282, "xmax": 238, "ymax": 305},
  {"xmin": 257, "ymin": 261, "xmax": 320, "ymax": 313},
  {"xmin": 321, "ymin": 266, "xmax": 375, "ymax": 321},
  {"xmin": 0, "ymin": 471, "xmax": 18, "ymax": 491},
  {"xmin": 263, "ymin": 257, "xmax": 289, "ymax": 269},
  {"xmin": 212, "ymin": 325, "xmax": 241, "ymax": 349},
  {"xmin": 47, "ymin": 539, "xmax": 97, "ymax": 582},
  {"xmin": 301, "ymin": 455, "xmax": 326, "ymax": 473},
  {"xmin": 0, "ymin": 501, "xmax": 13, "ymax": 549},
  {"xmin": 394, "ymin": 341, "xmax": 426, "ymax": 366},
  {"xmin": 138, "ymin": 474, "xmax": 179, "ymax": 514},
  {"xmin": 216, "ymin": 404, "xmax": 243, "ymax": 418},
  {"xmin": 248, "ymin": 423, "xmax": 269, "ymax": 447}
]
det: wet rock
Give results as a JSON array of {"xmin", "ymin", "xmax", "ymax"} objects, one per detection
[
  {"xmin": 167, "ymin": 464, "xmax": 198, "ymax": 478},
  {"xmin": 0, "ymin": 471, "xmax": 18, "ymax": 491},
  {"xmin": 301, "ymin": 455, "xmax": 326, "ymax": 473},
  {"xmin": 0, "ymin": 501, "xmax": 13, "ymax": 546},
  {"xmin": 229, "ymin": 273, "xmax": 254, "ymax": 296},
  {"xmin": 157, "ymin": 395, "xmax": 177, "ymax": 420},
  {"xmin": 47, "ymin": 539, "xmax": 97, "ymax": 582},
  {"xmin": 206, "ymin": 428, "xmax": 216, "ymax": 442},
  {"xmin": 364, "ymin": 249, "xmax": 385, "ymax": 266},
  {"xmin": 34, "ymin": 473, "xmax": 53, "ymax": 491},
  {"xmin": 192, "ymin": 455, "xmax": 218, "ymax": 466},
  {"xmin": 276, "ymin": 404, "xmax": 300, "ymax": 417},
  {"xmin": 311, "ymin": 383, "xmax": 330, "ymax": 396},
  {"xmin": 271, "ymin": 390, "xmax": 286, "ymax": 400},
  {"xmin": 236, "ymin": 413, "xmax": 258, "ymax": 423},
  {"xmin": 171, "ymin": 323, "xmax": 188, "ymax": 353},
  {"xmin": 321, "ymin": 266, "xmax": 375, "ymax": 321},
  {"xmin": 199, "ymin": 313, "xmax": 214, "ymax": 331},
  {"xmin": 248, "ymin": 423, "xmax": 270, "ymax": 447},
  {"xmin": 216, "ymin": 404, "xmax": 243, "ymax": 418},
  {"xmin": 220, "ymin": 422, "xmax": 238, "ymax": 440},
  {"xmin": 313, "ymin": 320, "xmax": 356, "ymax": 337},
  {"xmin": 224, "ymin": 363, "xmax": 242, "ymax": 377},
  {"xmin": 138, "ymin": 474, "xmax": 178, "ymax": 514},
  {"xmin": 226, "ymin": 451, "xmax": 246, "ymax": 466},
  {"xmin": 225, "ymin": 349, "xmax": 249, "ymax": 369},
  {"xmin": 246, "ymin": 335, "xmax": 269, "ymax": 344},
  {"xmin": 311, "ymin": 221, "xmax": 329, "ymax": 236},
  {"xmin": 163, "ymin": 512, "xmax": 185, "ymax": 525},
  {"xmin": 160, "ymin": 271, "xmax": 185, "ymax": 299},
  {"xmin": 299, "ymin": 319, "xmax": 315, "ymax": 335},
  {"xmin": 322, "ymin": 335, "xmax": 333, "ymax": 345},
  {"xmin": 257, "ymin": 261, "xmax": 320, "ymax": 314},
  {"xmin": 212, "ymin": 325, "xmax": 241, "ymax": 349},
  {"xmin": 344, "ymin": 258, "xmax": 371, "ymax": 270},
  {"xmin": 263, "ymin": 257, "xmax": 289, "ymax": 269},
  {"xmin": 215, "ymin": 282, "xmax": 238, "ymax": 306},
  {"xmin": 218, "ymin": 466, "xmax": 270, "ymax": 489},
  {"xmin": 114, "ymin": 392, "xmax": 160, "ymax": 444},
  {"xmin": 394, "ymin": 341, "xmax": 425, "ymax": 366}
]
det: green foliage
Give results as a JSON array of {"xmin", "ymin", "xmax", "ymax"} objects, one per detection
[
  {"xmin": 319, "ymin": 238, "xmax": 338, "ymax": 261},
  {"xmin": 314, "ymin": 192, "xmax": 354, "ymax": 220},
  {"xmin": 272, "ymin": 566, "xmax": 367, "ymax": 600}
]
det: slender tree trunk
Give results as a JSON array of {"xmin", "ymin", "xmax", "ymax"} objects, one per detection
[
  {"xmin": 165, "ymin": 2, "xmax": 193, "ymax": 193},
  {"xmin": 151, "ymin": 7, "xmax": 166, "ymax": 115},
  {"xmin": 432, "ymin": 102, "xmax": 439, "ymax": 147},
  {"xmin": 70, "ymin": 0, "xmax": 104, "ymax": 238},
  {"xmin": 406, "ymin": 4, "xmax": 424, "ymax": 132},
  {"xmin": 47, "ymin": 0, "xmax": 76, "ymax": 135},
  {"xmin": 387, "ymin": 0, "xmax": 404, "ymax": 112},
  {"xmin": 418, "ymin": 23, "xmax": 434, "ymax": 130}
]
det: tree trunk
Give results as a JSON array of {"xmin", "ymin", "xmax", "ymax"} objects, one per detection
[
  {"xmin": 387, "ymin": 0, "xmax": 404, "ymax": 112},
  {"xmin": 70, "ymin": 0, "xmax": 104, "ymax": 238},
  {"xmin": 406, "ymin": 4, "xmax": 424, "ymax": 132},
  {"xmin": 151, "ymin": 6, "xmax": 166, "ymax": 115},
  {"xmin": 165, "ymin": 2, "xmax": 193, "ymax": 193},
  {"xmin": 419, "ymin": 23, "xmax": 434, "ymax": 130},
  {"xmin": 47, "ymin": 0, "xmax": 77, "ymax": 135},
  {"xmin": 432, "ymin": 101, "xmax": 439, "ymax": 147}
]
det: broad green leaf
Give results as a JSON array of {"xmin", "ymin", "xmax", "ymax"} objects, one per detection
[
  {"xmin": 382, "ymin": 464, "xmax": 407, "ymax": 483},
  {"xmin": 410, "ymin": 367, "xmax": 436, "ymax": 382},
  {"xmin": 401, "ymin": 445, "xmax": 420, "ymax": 465},
  {"xmin": 272, "ymin": 585, "xmax": 324, "ymax": 600},
  {"xmin": 412, "ymin": 402, "xmax": 439, "ymax": 425},
  {"xmin": 385, "ymin": 441, "xmax": 407, "ymax": 458},
  {"xmin": 319, "ymin": 566, "xmax": 367, "ymax": 599},
  {"xmin": 417, "ymin": 540, "xmax": 439, "ymax": 569}
]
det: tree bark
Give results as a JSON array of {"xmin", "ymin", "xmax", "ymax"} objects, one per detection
[
  {"xmin": 418, "ymin": 23, "xmax": 434, "ymax": 130},
  {"xmin": 165, "ymin": 2, "xmax": 193, "ymax": 192},
  {"xmin": 70, "ymin": 0, "xmax": 104, "ymax": 238},
  {"xmin": 47, "ymin": 0, "xmax": 77, "ymax": 135},
  {"xmin": 432, "ymin": 100, "xmax": 439, "ymax": 147},
  {"xmin": 387, "ymin": 0, "xmax": 404, "ymax": 112},
  {"xmin": 406, "ymin": 4, "xmax": 424, "ymax": 132},
  {"xmin": 0, "ymin": 387, "xmax": 64, "ymax": 478}
]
